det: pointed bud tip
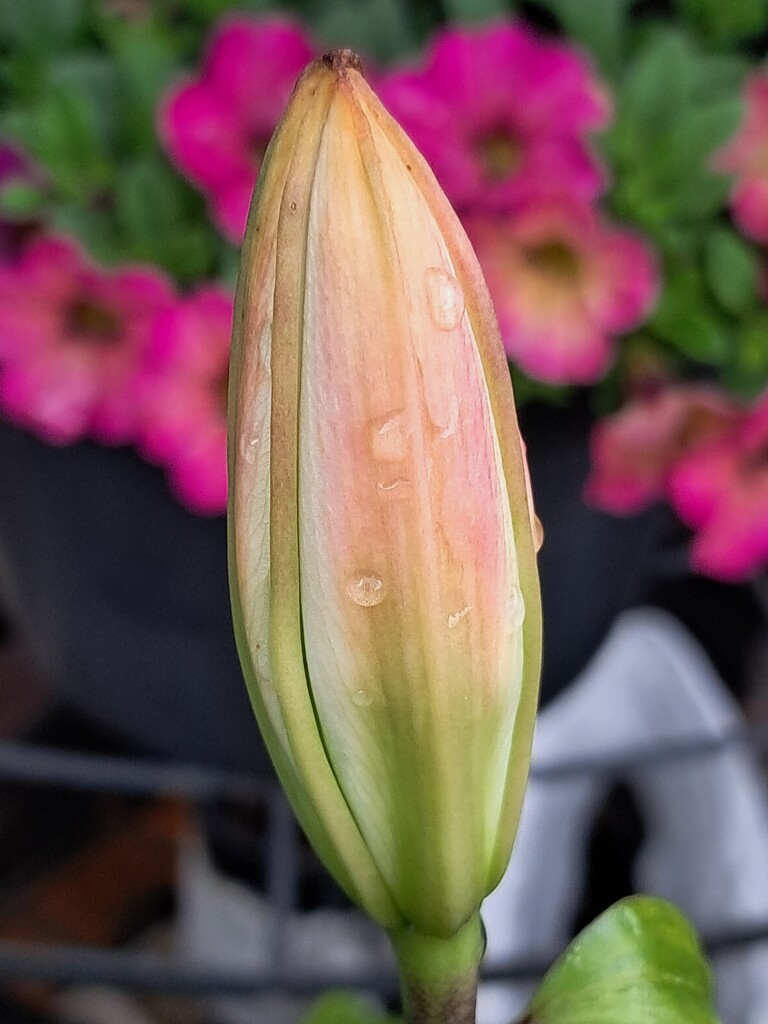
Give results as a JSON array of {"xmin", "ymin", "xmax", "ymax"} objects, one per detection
[{"xmin": 322, "ymin": 48, "xmax": 365, "ymax": 77}]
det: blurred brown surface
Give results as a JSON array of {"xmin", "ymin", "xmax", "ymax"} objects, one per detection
[{"xmin": 0, "ymin": 605, "xmax": 197, "ymax": 1022}]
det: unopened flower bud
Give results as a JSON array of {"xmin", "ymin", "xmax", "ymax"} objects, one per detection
[{"xmin": 228, "ymin": 50, "xmax": 542, "ymax": 939}]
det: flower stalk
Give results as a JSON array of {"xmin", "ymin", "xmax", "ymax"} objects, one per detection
[{"xmin": 390, "ymin": 914, "xmax": 484, "ymax": 1024}]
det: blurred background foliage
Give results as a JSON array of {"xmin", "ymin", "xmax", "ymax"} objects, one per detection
[{"xmin": 0, "ymin": 0, "xmax": 761, "ymax": 391}]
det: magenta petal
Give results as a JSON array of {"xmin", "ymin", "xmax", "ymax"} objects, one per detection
[
  {"xmin": 0, "ymin": 354, "xmax": 97, "ymax": 445},
  {"xmin": 514, "ymin": 39, "xmax": 611, "ymax": 131},
  {"xmin": 210, "ymin": 174, "xmax": 256, "ymax": 243},
  {"xmin": 668, "ymin": 446, "xmax": 734, "ymax": 530},
  {"xmin": 160, "ymin": 82, "xmax": 250, "ymax": 189},
  {"xmin": 731, "ymin": 178, "xmax": 768, "ymax": 242},
  {"xmin": 591, "ymin": 231, "xmax": 660, "ymax": 331},
  {"xmin": 506, "ymin": 136, "xmax": 607, "ymax": 207},
  {"xmin": 166, "ymin": 428, "xmax": 227, "ymax": 515},
  {"xmin": 690, "ymin": 504, "xmax": 768, "ymax": 582},
  {"xmin": 137, "ymin": 380, "xmax": 213, "ymax": 466},
  {"xmin": 506, "ymin": 316, "xmax": 613, "ymax": 384},
  {"xmin": 424, "ymin": 23, "xmax": 531, "ymax": 117},
  {"xmin": 205, "ymin": 17, "xmax": 314, "ymax": 126},
  {"xmin": 145, "ymin": 287, "xmax": 232, "ymax": 375},
  {"xmin": 19, "ymin": 235, "xmax": 84, "ymax": 301}
]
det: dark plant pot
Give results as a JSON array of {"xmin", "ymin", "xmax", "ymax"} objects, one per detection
[
  {"xmin": 0, "ymin": 420, "xmax": 267, "ymax": 773},
  {"xmin": 0, "ymin": 403, "xmax": 654, "ymax": 769},
  {"xmin": 519, "ymin": 401, "xmax": 657, "ymax": 705}
]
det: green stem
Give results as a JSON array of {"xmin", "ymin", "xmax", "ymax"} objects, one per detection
[{"xmin": 389, "ymin": 914, "xmax": 484, "ymax": 1024}]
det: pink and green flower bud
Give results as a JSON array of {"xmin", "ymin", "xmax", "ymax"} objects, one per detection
[{"xmin": 227, "ymin": 50, "xmax": 542, "ymax": 940}]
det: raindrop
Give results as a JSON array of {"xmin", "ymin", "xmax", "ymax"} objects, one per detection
[
  {"xmin": 370, "ymin": 410, "xmax": 409, "ymax": 463},
  {"xmin": 258, "ymin": 321, "xmax": 272, "ymax": 371},
  {"xmin": 438, "ymin": 396, "xmax": 459, "ymax": 439},
  {"xmin": 510, "ymin": 585, "xmax": 525, "ymax": 628},
  {"xmin": 352, "ymin": 689, "xmax": 372, "ymax": 707},
  {"xmin": 447, "ymin": 604, "xmax": 472, "ymax": 629},
  {"xmin": 376, "ymin": 477, "xmax": 411, "ymax": 500},
  {"xmin": 254, "ymin": 642, "xmax": 271, "ymax": 681},
  {"xmin": 346, "ymin": 575, "xmax": 386, "ymax": 607},
  {"xmin": 425, "ymin": 267, "xmax": 464, "ymax": 331},
  {"xmin": 240, "ymin": 434, "xmax": 261, "ymax": 463}
]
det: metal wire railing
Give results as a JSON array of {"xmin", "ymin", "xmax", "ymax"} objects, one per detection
[{"xmin": 1, "ymin": 726, "xmax": 768, "ymax": 999}]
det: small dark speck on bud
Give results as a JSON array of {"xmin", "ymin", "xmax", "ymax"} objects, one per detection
[
  {"xmin": 323, "ymin": 48, "xmax": 364, "ymax": 76},
  {"xmin": 290, "ymin": 201, "xmax": 297, "ymax": 211}
]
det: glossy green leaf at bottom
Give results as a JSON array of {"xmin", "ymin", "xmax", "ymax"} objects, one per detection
[
  {"xmin": 301, "ymin": 991, "xmax": 400, "ymax": 1024},
  {"xmin": 518, "ymin": 896, "xmax": 719, "ymax": 1024}
]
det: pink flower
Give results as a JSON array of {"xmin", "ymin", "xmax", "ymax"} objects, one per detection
[
  {"xmin": 378, "ymin": 21, "xmax": 610, "ymax": 212},
  {"xmin": 159, "ymin": 17, "xmax": 314, "ymax": 243},
  {"xmin": 137, "ymin": 286, "xmax": 232, "ymax": 515},
  {"xmin": 467, "ymin": 196, "xmax": 659, "ymax": 384},
  {"xmin": 585, "ymin": 386, "xmax": 742, "ymax": 515},
  {"xmin": 0, "ymin": 235, "xmax": 175, "ymax": 445},
  {"xmin": 669, "ymin": 393, "xmax": 768, "ymax": 581},
  {"xmin": 715, "ymin": 73, "xmax": 768, "ymax": 242}
]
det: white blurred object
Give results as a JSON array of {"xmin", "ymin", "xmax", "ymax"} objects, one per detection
[
  {"xmin": 55, "ymin": 987, "xmax": 158, "ymax": 1024},
  {"xmin": 175, "ymin": 836, "xmax": 392, "ymax": 1024},
  {"xmin": 479, "ymin": 607, "xmax": 768, "ymax": 1024}
]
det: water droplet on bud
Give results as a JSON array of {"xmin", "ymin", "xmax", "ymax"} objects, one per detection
[
  {"xmin": 376, "ymin": 477, "xmax": 410, "ymax": 500},
  {"xmin": 425, "ymin": 267, "xmax": 464, "ymax": 331},
  {"xmin": 254, "ymin": 642, "xmax": 271, "ymax": 681},
  {"xmin": 240, "ymin": 434, "xmax": 261, "ymax": 463},
  {"xmin": 346, "ymin": 575, "xmax": 386, "ymax": 607},
  {"xmin": 352, "ymin": 689, "xmax": 372, "ymax": 707},
  {"xmin": 447, "ymin": 604, "xmax": 472, "ymax": 629},
  {"xmin": 510, "ymin": 586, "xmax": 525, "ymax": 628},
  {"xmin": 438, "ymin": 396, "xmax": 459, "ymax": 439},
  {"xmin": 370, "ymin": 410, "xmax": 409, "ymax": 463}
]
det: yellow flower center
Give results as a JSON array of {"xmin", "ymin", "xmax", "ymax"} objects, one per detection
[
  {"xmin": 524, "ymin": 241, "xmax": 581, "ymax": 283},
  {"xmin": 65, "ymin": 298, "xmax": 121, "ymax": 345},
  {"xmin": 476, "ymin": 130, "xmax": 522, "ymax": 181}
]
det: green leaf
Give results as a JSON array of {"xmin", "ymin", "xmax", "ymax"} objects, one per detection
[
  {"xmin": 519, "ymin": 897, "xmax": 718, "ymax": 1024},
  {"xmin": 529, "ymin": 0, "xmax": 632, "ymax": 78},
  {"xmin": 725, "ymin": 312, "xmax": 768, "ymax": 397},
  {"xmin": 650, "ymin": 268, "xmax": 731, "ymax": 364},
  {"xmin": 674, "ymin": 0, "xmax": 768, "ymax": 44},
  {"xmin": 310, "ymin": 0, "xmax": 420, "ymax": 63},
  {"xmin": 618, "ymin": 30, "xmax": 693, "ymax": 147},
  {"xmin": 0, "ymin": 0, "xmax": 85, "ymax": 52},
  {"xmin": 442, "ymin": 0, "xmax": 511, "ymax": 22},
  {"xmin": 2, "ymin": 91, "xmax": 111, "ymax": 201},
  {"xmin": 510, "ymin": 366, "xmax": 574, "ymax": 407},
  {"xmin": 301, "ymin": 992, "xmax": 400, "ymax": 1024},
  {"xmin": 114, "ymin": 156, "xmax": 217, "ymax": 281},
  {"xmin": 48, "ymin": 54, "xmax": 120, "ymax": 155},
  {"xmin": 181, "ymin": 0, "xmax": 271, "ymax": 17},
  {"xmin": 101, "ymin": 21, "xmax": 182, "ymax": 154},
  {"xmin": 705, "ymin": 228, "xmax": 759, "ymax": 316},
  {"xmin": 52, "ymin": 203, "xmax": 120, "ymax": 265},
  {"xmin": 0, "ymin": 180, "xmax": 47, "ymax": 219},
  {"xmin": 609, "ymin": 29, "xmax": 746, "ymax": 232}
]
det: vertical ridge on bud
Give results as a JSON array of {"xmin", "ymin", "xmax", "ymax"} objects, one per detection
[{"xmin": 229, "ymin": 61, "xmax": 402, "ymax": 928}]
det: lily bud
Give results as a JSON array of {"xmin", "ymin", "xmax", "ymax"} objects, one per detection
[{"xmin": 228, "ymin": 50, "xmax": 542, "ymax": 939}]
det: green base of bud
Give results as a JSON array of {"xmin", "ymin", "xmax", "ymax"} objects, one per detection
[{"xmin": 389, "ymin": 913, "xmax": 484, "ymax": 1024}]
